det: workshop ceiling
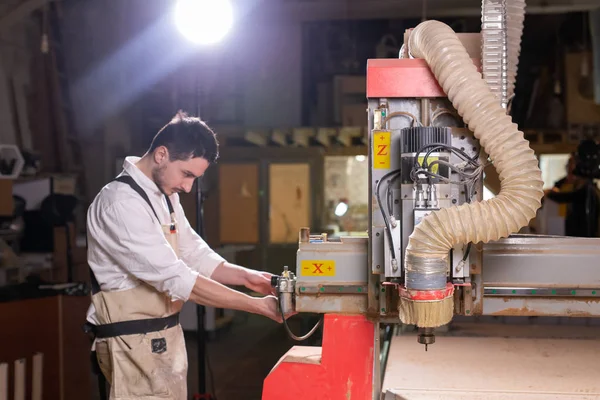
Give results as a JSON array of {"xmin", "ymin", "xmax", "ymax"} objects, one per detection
[{"xmin": 267, "ymin": 0, "xmax": 598, "ymax": 20}]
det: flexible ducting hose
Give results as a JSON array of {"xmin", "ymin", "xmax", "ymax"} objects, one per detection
[{"xmin": 403, "ymin": 21, "xmax": 544, "ymax": 297}]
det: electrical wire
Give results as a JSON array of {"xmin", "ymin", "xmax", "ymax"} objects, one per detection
[
  {"xmin": 426, "ymin": 161, "xmax": 484, "ymax": 185},
  {"xmin": 415, "ymin": 171, "xmax": 479, "ymax": 185},
  {"xmin": 461, "ymin": 183, "xmax": 474, "ymax": 263},
  {"xmin": 411, "ymin": 143, "xmax": 484, "ymax": 265},
  {"xmin": 416, "ymin": 166, "xmax": 484, "ymax": 186},
  {"xmin": 410, "ymin": 143, "xmax": 481, "ymax": 184},
  {"xmin": 375, "ymin": 169, "xmax": 402, "ymax": 260},
  {"xmin": 383, "ymin": 111, "xmax": 422, "ymax": 127},
  {"xmin": 278, "ymin": 291, "xmax": 322, "ymax": 342},
  {"xmin": 422, "ymin": 144, "xmax": 479, "ymax": 168},
  {"xmin": 428, "ymin": 159, "xmax": 482, "ymax": 178},
  {"xmin": 430, "ymin": 108, "xmax": 460, "ymax": 126},
  {"xmin": 387, "ymin": 184, "xmax": 393, "ymax": 216}
]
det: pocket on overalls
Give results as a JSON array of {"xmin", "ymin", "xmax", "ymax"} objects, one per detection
[
  {"xmin": 95, "ymin": 341, "xmax": 113, "ymax": 385},
  {"xmin": 111, "ymin": 334, "xmax": 171, "ymax": 398}
]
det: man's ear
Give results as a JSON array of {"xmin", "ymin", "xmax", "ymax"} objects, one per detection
[{"xmin": 153, "ymin": 146, "xmax": 169, "ymax": 164}]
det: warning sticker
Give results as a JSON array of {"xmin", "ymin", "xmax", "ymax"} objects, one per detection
[
  {"xmin": 373, "ymin": 131, "xmax": 391, "ymax": 169},
  {"xmin": 300, "ymin": 260, "xmax": 336, "ymax": 277}
]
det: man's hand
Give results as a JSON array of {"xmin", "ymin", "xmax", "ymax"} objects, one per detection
[
  {"xmin": 254, "ymin": 295, "xmax": 297, "ymax": 323},
  {"xmin": 245, "ymin": 270, "xmax": 276, "ymax": 296},
  {"xmin": 256, "ymin": 295, "xmax": 282, "ymax": 322}
]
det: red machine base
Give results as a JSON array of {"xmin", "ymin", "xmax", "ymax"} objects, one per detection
[{"xmin": 262, "ymin": 314, "xmax": 375, "ymax": 400}]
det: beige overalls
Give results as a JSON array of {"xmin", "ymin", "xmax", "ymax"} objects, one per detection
[{"xmin": 89, "ymin": 176, "xmax": 190, "ymax": 399}]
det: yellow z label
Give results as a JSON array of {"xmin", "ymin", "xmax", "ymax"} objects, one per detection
[
  {"xmin": 300, "ymin": 260, "xmax": 336, "ymax": 277},
  {"xmin": 373, "ymin": 131, "xmax": 391, "ymax": 169},
  {"xmin": 417, "ymin": 156, "xmax": 439, "ymax": 174}
]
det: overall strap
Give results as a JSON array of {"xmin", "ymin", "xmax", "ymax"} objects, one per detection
[
  {"xmin": 115, "ymin": 175, "xmax": 176, "ymax": 230},
  {"xmin": 114, "ymin": 175, "xmax": 161, "ymax": 223}
]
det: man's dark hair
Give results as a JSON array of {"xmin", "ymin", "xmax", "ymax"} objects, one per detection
[{"xmin": 148, "ymin": 111, "xmax": 219, "ymax": 163}]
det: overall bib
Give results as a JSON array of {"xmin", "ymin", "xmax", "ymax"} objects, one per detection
[{"xmin": 85, "ymin": 176, "xmax": 189, "ymax": 400}]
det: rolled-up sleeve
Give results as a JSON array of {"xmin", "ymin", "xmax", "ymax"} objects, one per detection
[
  {"xmin": 176, "ymin": 203, "xmax": 225, "ymax": 278},
  {"xmin": 89, "ymin": 200, "xmax": 199, "ymax": 301}
]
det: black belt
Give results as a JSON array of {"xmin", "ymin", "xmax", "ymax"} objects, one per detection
[{"xmin": 84, "ymin": 313, "xmax": 180, "ymax": 339}]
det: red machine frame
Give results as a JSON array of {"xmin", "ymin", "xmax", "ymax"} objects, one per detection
[{"xmin": 262, "ymin": 315, "xmax": 375, "ymax": 400}]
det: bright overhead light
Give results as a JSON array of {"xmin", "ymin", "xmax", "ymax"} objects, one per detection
[
  {"xmin": 355, "ymin": 155, "xmax": 366, "ymax": 162},
  {"xmin": 334, "ymin": 201, "xmax": 349, "ymax": 217},
  {"xmin": 174, "ymin": 0, "xmax": 233, "ymax": 45}
]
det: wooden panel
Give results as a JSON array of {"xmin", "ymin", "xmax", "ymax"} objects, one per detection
[
  {"xmin": 0, "ymin": 296, "xmax": 91, "ymax": 400},
  {"xmin": 269, "ymin": 163, "xmax": 310, "ymax": 243},
  {"xmin": 0, "ymin": 297, "xmax": 60, "ymax": 399},
  {"xmin": 219, "ymin": 164, "xmax": 259, "ymax": 243}
]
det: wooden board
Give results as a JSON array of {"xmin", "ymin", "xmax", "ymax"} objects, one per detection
[
  {"xmin": 14, "ymin": 359, "xmax": 25, "ymax": 400},
  {"xmin": 269, "ymin": 163, "xmax": 310, "ymax": 243},
  {"xmin": 219, "ymin": 163, "xmax": 259, "ymax": 243},
  {"xmin": 0, "ymin": 363, "xmax": 6, "ymax": 400},
  {"xmin": 383, "ymin": 327, "xmax": 600, "ymax": 399},
  {"xmin": 32, "ymin": 353, "xmax": 43, "ymax": 400}
]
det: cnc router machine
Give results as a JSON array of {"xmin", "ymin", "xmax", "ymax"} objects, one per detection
[{"xmin": 262, "ymin": 2, "xmax": 600, "ymax": 399}]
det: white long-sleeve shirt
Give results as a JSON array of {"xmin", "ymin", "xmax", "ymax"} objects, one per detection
[{"xmin": 86, "ymin": 156, "xmax": 225, "ymax": 324}]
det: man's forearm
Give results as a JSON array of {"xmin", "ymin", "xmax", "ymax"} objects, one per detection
[
  {"xmin": 189, "ymin": 274, "xmax": 259, "ymax": 314},
  {"xmin": 210, "ymin": 262, "xmax": 249, "ymax": 286}
]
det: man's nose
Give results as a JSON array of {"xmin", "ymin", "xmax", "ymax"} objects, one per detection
[{"xmin": 182, "ymin": 181, "xmax": 193, "ymax": 193}]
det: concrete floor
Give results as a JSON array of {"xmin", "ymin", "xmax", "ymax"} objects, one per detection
[{"xmin": 90, "ymin": 313, "xmax": 322, "ymax": 400}]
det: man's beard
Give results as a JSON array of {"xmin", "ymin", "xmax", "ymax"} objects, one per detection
[{"xmin": 152, "ymin": 164, "xmax": 168, "ymax": 195}]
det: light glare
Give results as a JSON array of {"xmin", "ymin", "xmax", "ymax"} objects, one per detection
[
  {"xmin": 334, "ymin": 202, "xmax": 349, "ymax": 217},
  {"xmin": 175, "ymin": 0, "xmax": 233, "ymax": 45}
]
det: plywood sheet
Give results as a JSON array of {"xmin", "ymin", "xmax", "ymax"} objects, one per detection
[
  {"xmin": 383, "ymin": 332, "xmax": 600, "ymax": 399},
  {"xmin": 219, "ymin": 164, "xmax": 259, "ymax": 243},
  {"xmin": 269, "ymin": 163, "xmax": 310, "ymax": 243}
]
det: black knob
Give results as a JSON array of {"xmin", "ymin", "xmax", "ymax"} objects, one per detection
[{"xmin": 270, "ymin": 275, "xmax": 280, "ymax": 288}]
